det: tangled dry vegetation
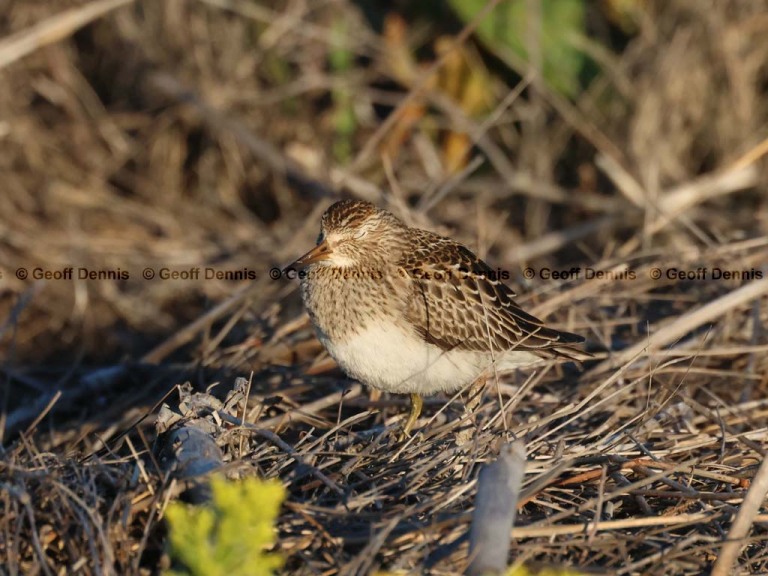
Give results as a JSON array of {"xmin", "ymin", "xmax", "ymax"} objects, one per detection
[{"xmin": 1, "ymin": 0, "xmax": 767, "ymax": 574}]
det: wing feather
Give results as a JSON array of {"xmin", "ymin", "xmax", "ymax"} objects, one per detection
[{"xmin": 400, "ymin": 230, "xmax": 588, "ymax": 362}]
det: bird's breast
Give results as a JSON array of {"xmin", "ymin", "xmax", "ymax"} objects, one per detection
[{"xmin": 299, "ymin": 265, "xmax": 403, "ymax": 342}]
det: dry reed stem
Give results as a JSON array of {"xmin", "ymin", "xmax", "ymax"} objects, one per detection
[
  {"xmin": 712, "ymin": 456, "xmax": 768, "ymax": 576},
  {"xmin": 593, "ymin": 278, "xmax": 768, "ymax": 373},
  {"xmin": 0, "ymin": 0, "xmax": 133, "ymax": 70}
]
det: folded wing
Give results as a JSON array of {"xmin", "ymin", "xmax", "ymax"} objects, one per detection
[{"xmin": 400, "ymin": 230, "xmax": 589, "ymax": 362}]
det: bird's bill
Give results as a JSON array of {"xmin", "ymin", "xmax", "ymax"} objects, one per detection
[{"xmin": 288, "ymin": 239, "xmax": 332, "ymax": 268}]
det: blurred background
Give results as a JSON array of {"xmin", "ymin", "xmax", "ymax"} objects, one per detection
[
  {"xmin": 2, "ymin": 2, "xmax": 768, "ymax": 573},
  {"xmin": 1, "ymin": 0, "xmax": 767, "ymax": 423}
]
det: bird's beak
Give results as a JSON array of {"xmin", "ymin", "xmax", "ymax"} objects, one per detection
[{"xmin": 286, "ymin": 239, "xmax": 332, "ymax": 270}]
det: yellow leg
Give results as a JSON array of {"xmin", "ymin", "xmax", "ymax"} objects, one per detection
[{"xmin": 400, "ymin": 393, "xmax": 423, "ymax": 439}]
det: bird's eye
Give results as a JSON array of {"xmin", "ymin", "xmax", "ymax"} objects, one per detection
[
  {"xmin": 316, "ymin": 231, "xmax": 325, "ymax": 245},
  {"xmin": 353, "ymin": 229, "xmax": 367, "ymax": 240}
]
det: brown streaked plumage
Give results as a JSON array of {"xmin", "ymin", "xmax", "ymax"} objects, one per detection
[
  {"xmin": 289, "ymin": 199, "xmax": 589, "ymax": 437},
  {"xmin": 401, "ymin": 227, "xmax": 586, "ymax": 360}
]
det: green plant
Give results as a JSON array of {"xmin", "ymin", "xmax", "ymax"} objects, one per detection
[
  {"xmin": 164, "ymin": 476, "xmax": 285, "ymax": 576},
  {"xmin": 330, "ymin": 16, "xmax": 357, "ymax": 163},
  {"xmin": 448, "ymin": 0, "xmax": 588, "ymax": 98}
]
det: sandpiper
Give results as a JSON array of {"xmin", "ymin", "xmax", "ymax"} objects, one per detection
[{"xmin": 288, "ymin": 199, "xmax": 589, "ymax": 437}]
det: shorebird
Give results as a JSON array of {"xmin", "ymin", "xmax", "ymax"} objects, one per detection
[{"xmin": 289, "ymin": 199, "xmax": 589, "ymax": 437}]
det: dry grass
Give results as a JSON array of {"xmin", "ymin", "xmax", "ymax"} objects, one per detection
[{"xmin": 1, "ymin": 0, "xmax": 767, "ymax": 574}]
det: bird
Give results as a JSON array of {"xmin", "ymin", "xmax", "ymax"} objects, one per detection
[{"xmin": 288, "ymin": 199, "xmax": 589, "ymax": 438}]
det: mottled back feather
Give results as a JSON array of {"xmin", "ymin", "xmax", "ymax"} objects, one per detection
[{"xmin": 399, "ymin": 229, "xmax": 589, "ymax": 362}]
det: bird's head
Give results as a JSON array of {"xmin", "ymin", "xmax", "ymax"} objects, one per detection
[{"xmin": 289, "ymin": 200, "xmax": 407, "ymax": 269}]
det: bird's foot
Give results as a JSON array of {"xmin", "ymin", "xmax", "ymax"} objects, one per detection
[{"xmin": 396, "ymin": 393, "xmax": 423, "ymax": 442}]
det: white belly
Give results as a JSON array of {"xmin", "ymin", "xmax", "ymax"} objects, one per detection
[{"xmin": 319, "ymin": 322, "xmax": 541, "ymax": 395}]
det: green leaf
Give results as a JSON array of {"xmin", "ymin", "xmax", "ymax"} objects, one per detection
[
  {"xmin": 164, "ymin": 476, "xmax": 285, "ymax": 576},
  {"xmin": 448, "ymin": 0, "xmax": 587, "ymax": 97}
]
